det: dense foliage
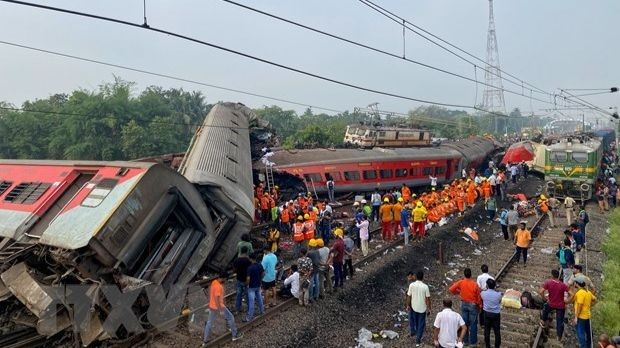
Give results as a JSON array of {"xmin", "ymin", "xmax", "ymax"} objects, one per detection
[
  {"xmin": 0, "ymin": 78, "xmax": 209, "ymax": 160},
  {"xmin": 0, "ymin": 78, "xmax": 552, "ymax": 159}
]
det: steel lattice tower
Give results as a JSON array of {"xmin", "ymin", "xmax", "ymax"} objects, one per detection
[{"xmin": 482, "ymin": 0, "xmax": 506, "ymax": 133}]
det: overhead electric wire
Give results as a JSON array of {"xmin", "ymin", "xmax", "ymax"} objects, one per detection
[
  {"xmin": 0, "ymin": 40, "xmax": 344, "ymax": 114},
  {"xmin": 358, "ymin": 0, "xmax": 551, "ymax": 96},
  {"xmin": 217, "ymin": 0, "xmax": 554, "ymax": 106},
  {"xmin": 0, "ymin": 105, "xmax": 247, "ymax": 129},
  {"xmin": 0, "ymin": 0, "xmax": 604, "ymax": 121},
  {"xmin": 0, "ymin": 0, "xmax": 511, "ymax": 117}
]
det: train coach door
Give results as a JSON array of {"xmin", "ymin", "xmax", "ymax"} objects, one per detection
[{"xmin": 445, "ymin": 159, "xmax": 454, "ymax": 180}]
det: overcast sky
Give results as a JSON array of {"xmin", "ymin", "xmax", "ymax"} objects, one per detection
[{"xmin": 0, "ymin": 0, "xmax": 618, "ymax": 122}]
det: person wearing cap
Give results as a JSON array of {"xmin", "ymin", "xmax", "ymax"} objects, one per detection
[
  {"xmin": 539, "ymin": 269, "xmax": 570, "ymax": 340},
  {"xmin": 361, "ymin": 199, "xmax": 372, "ymax": 219},
  {"xmin": 538, "ymin": 195, "xmax": 555, "ymax": 227},
  {"xmin": 393, "ymin": 197, "xmax": 404, "ymax": 238},
  {"xmin": 203, "ymin": 271, "xmax": 243, "ymax": 344},
  {"xmin": 292, "ymin": 216, "xmax": 305, "ymax": 258},
  {"xmin": 303, "ymin": 213, "xmax": 315, "ymax": 241},
  {"xmin": 569, "ymin": 279, "xmax": 597, "ymax": 348},
  {"xmin": 567, "ymin": 265, "xmax": 596, "ymax": 295},
  {"xmin": 380, "ymin": 197, "xmax": 394, "ymax": 241},
  {"xmin": 329, "ymin": 228, "xmax": 345, "ymax": 289},
  {"xmin": 564, "ymin": 195, "xmax": 577, "ymax": 226},
  {"xmin": 306, "ymin": 239, "xmax": 322, "ymax": 302},
  {"xmin": 514, "ymin": 221, "xmax": 531, "ymax": 267},
  {"xmin": 412, "ymin": 202, "xmax": 428, "ymax": 240}
]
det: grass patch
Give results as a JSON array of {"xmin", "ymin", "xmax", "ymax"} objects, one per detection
[{"xmin": 592, "ymin": 209, "xmax": 620, "ymax": 335}]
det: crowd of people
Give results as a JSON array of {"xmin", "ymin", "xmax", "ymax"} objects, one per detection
[
  {"xmin": 401, "ymin": 255, "xmax": 616, "ymax": 348},
  {"xmin": 204, "ymin": 154, "xmax": 616, "ymax": 347}
]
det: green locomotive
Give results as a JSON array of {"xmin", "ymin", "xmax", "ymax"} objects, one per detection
[{"xmin": 544, "ymin": 135, "xmax": 602, "ymax": 201}]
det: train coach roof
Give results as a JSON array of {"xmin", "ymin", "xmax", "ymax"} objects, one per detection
[
  {"xmin": 0, "ymin": 160, "xmax": 156, "ymax": 168},
  {"xmin": 268, "ymin": 146, "xmax": 460, "ymax": 167}
]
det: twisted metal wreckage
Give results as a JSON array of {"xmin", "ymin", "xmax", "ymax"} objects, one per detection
[{"xmin": 0, "ymin": 103, "xmax": 267, "ymax": 345}]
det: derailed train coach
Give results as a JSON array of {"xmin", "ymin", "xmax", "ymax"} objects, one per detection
[
  {"xmin": 263, "ymin": 137, "xmax": 498, "ymax": 194},
  {"xmin": 179, "ymin": 102, "xmax": 256, "ymax": 272},
  {"xmin": 0, "ymin": 161, "xmax": 215, "ymax": 344},
  {"xmin": 0, "ymin": 103, "xmax": 260, "ymax": 345}
]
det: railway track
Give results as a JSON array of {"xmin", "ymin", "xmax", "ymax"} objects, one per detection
[
  {"xmin": 0, "ymin": 328, "xmax": 47, "ymax": 348},
  {"xmin": 484, "ymin": 212, "xmax": 568, "ymax": 348},
  {"xmin": 189, "ymin": 224, "xmax": 395, "ymax": 347}
]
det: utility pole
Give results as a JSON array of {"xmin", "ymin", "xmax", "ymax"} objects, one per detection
[{"xmin": 481, "ymin": 0, "xmax": 506, "ymax": 134}]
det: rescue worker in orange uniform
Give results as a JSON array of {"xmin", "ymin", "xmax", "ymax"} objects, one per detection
[
  {"xmin": 430, "ymin": 188, "xmax": 440, "ymax": 204},
  {"xmin": 256, "ymin": 183, "xmax": 264, "ymax": 198},
  {"xmin": 401, "ymin": 184, "xmax": 411, "ymax": 202},
  {"xmin": 303, "ymin": 213, "xmax": 315, "ymax": 241},
  {"xmin": 271, "ymin": 186, "xmax": 279, "ymax": 202},
  {"xmin": 393, "ymin": 197, "xmax": 404, "ymax": 236},
  {"xmin": 466, "ymin": 181, "xmax": 477, "ymax": 208},
  {"xmin": 456, "ymin": 185, "xmax": 466, "ymax": 216},
  {"xmin": 280, "ymin": 202, "xmax": 291, "ymax": 235},
  {"xmin": 260, "ymin": 193, "xmax": 271, "ymax": 223},
  {"xmin": 482, "ymin": 179, "xmax": 492, "ymax": 200},
  {"xmin": 307, "ymin": 192, "xmax": 314, "ymax": 207},
  {"xmin": 292, "ymin": 216, "xmax": 305, "ymax": 257},
  {"xmin": 379, "ymin": 198, "xmax": 394, "ymax": 241}
]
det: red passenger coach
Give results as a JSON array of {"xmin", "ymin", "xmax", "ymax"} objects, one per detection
[{"xmin": 266, "ymin": 137, "xmax": 497, "ymax": 194}]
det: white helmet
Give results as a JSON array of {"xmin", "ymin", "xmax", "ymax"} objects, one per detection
[
  {"xmin": 361, "ymin": 199, "xmax": 367, "ymax": 204},
  {"xmin": 353, "ymin": 201, "xmax": 360, "ymax": 206}
]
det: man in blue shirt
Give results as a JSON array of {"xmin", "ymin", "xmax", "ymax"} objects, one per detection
[
  {"xmin": 401, "ymin": 204, "xmax": 412, "ymax": 245},
  {"xmin": 261, "ymin": 245, "xmax": 278, "ymax": 307},
  {"xmin": 245, "ymin": 253, "xmax": 264, "ymax": 322},
  {"xmin": 481, "ymin": 279, "xmax": 502, "ymax": 348}
]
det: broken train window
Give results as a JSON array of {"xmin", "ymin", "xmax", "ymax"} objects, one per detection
[{"xmin": 81, "ymin": 179, "xmax": 118, "ymax": 207}]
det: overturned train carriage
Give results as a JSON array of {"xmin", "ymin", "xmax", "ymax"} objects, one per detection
[
  {"xmin": 0, "ymin": 160, "xmax": 214, "ymax": 344},
  {"xmin": 179, "ymin": 102, "xmax": 255, "ymax": 272}
]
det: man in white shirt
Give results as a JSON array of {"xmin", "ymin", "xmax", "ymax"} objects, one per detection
[
  {"xmin": 429, "ymin": 175, "xmax": 438, "ymax": 189},
  {"xmin": 433, "ymin": 299, "xmax": 467, "ymax": 348},
  {"xmin": 476, "ymin": 264, "xmax": 495, "ymax": 330},
  {"xmin": 406, "ymin": 271, "xmax": 432, "ymax": 347},
  {"xmin": 280, "ymin": 265, "xmax": 300, "ymax": 299},
  {"xmin": 564, "ymin": 196, "xmax": 576, "ymax": 226},
  {"xmin": 476, "ymin": 264, "xmax": 495, "ymax": 291},
  {"xmin": 488, "ymin": 174, "xmax": 497, "ymax": 196}
]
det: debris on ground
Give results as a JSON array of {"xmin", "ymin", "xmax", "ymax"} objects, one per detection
[
  {"xmin": 379, "ymin": 330, "xmax": 399, "ymax": 340},
  {"xmin": 356, "ymin": 328, "xmax": 382, "ymax": 348}
]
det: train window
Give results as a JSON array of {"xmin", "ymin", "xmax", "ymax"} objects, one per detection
[
  {"xmin": 419, "ymin": 132, "xmax": 425, "ymax": 140},
  {"xmin": 395, "ymin": 169, "xmax": 408, "ymax": 177},
  {"xmin": 379, "ymin": 169, "xmax": 393, "ymax": 178},
  {"xmin": 378, "ymin": 131, "xmax": 386, "ymax": 137},
  {"xmin": 551, "ymin": 151, "xmax": 568, "ymax": 163},
  {"xmin": 435, "ymin": 167, "xmax": 445, "ymax": 174},
  {"xmin": 303, "ymin": 173, "xmax": 322, "ymax": 183},
  {"xmin": 82, "ymin": 179, "xmax": 118, "ymax": 207},
  {"xmin": 410, "ymin": 168, "xmax": 421, "ymax": 176},
  {"xmin": 3, "ymin": 182, "xmax": 51, "ymax": 204},
  {"xmin": 572, "ymin": 152, "xmax": 588, "ymax": 163},
  {"xmin": 0, "ymin": 181, "xmax": 12, "ymax": 196},
  {"xmin": 423, "ymin": 167, "xmax": 433, "ymax": 175},
  {"xmin": 344, "ymin": 171, "xmax": 360, "ymax": 181},
  {"xmin": 363, "ymin": 170, "xmax": 377, "ymax": 180},
  {"xmin": 325, "ymin": 172, "xmax": 342, "ymax": 181},
  {"xmin": 378, "ymin": 140, "xmax": 385, "ymax": 145}
]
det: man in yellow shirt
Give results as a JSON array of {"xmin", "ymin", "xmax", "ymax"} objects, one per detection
[
  {"xmin": 571, "ymin": 280, "xmax": 596, "ymax": 348},
  {"xmin": 513, "ymin": 222, "xmax": 531, "ymax": 267},
  {"xmin": 379, "ymin": 198, "xmax": 394, "ymax": 241},
  {"xmin": 412, "ymin": 202, "xmax": 428, "ymax": 241}
]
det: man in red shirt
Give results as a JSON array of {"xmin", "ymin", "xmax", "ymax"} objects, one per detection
[
  {"xmin": 202, "ymin": 272, "xmax": 243, "ymax": 344},
  {"xmin": 448, "ymin": 268, "xmax": 482, "ymax": 347},
  {"xmin": 539, "ymin": 269, "xmax": 570, "ymax": 340},
  {"xmin": 329, "ymin": 229, "xmax": 345, "ymax": 289}
]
